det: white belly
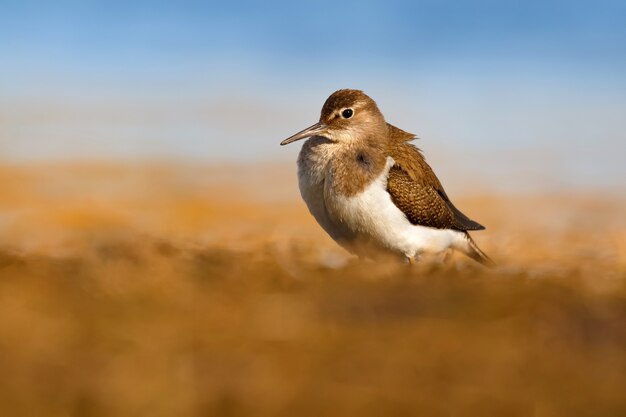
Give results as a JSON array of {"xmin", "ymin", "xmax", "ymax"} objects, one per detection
[
  {"xmin": 297, "ymin": 143, "xmax": 466, "ymax": 259},
  {"xmin": 298, "ymin": 166, "xmax": 357, "ymax": 245},
  {"xmin": 325, "ymin": 161, "xmax": 466, "ymax": 258}
]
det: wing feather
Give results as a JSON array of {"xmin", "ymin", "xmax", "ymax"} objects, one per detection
[{"xmin": 385, "ymin": 132, "xmax": 485, "ymax": 231}]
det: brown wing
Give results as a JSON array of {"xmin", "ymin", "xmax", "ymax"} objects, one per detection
[{"xmin": 385, "ymin": 128, "xmax": 485, "ymax": 231}]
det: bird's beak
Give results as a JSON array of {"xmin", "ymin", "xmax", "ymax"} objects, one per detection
[{"xmin": 280, "ymin": 122, "xmax": 327, "ymax": 146}]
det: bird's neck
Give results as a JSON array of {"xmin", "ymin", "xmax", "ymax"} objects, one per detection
[{"xmin": 297, "ymin": 133, "xmax": 388, "ymax": 198}]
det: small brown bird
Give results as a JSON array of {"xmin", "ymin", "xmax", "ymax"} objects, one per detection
[{"xmin": 280, "ymin": 89, "xmax": 493, "ymax": 265}]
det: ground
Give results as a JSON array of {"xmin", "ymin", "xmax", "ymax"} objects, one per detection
[{"xmin": 0, "ymin": 163, "xmax": 624, "ymax": 416}]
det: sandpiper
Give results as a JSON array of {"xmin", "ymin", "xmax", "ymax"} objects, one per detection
[{"xmin": 280, "ymin": 89, "xmax": 493, "ymax": 266}]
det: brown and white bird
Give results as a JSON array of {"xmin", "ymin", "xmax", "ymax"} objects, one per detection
[{"xmin": 280, "ymin": 89, "xmax": 493, "ymax": 266}]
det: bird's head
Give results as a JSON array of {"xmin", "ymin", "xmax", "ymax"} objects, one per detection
[{"xmin": 280, "ymin": 89, "xmax": 386, "ymax": 146}]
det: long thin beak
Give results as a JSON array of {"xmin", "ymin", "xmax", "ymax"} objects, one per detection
[{"xmin": 280, "ymin": 122, "xmax": 327, "ymax": 146}]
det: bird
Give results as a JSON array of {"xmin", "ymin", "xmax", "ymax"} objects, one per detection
[{"xmin": 280, "ymin": 89, "xmax": 493, "ymax": 266}]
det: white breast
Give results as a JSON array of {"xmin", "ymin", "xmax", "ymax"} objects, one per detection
[
  {"xmin": 297, "ymin": 137, "xmax": 357, "ymax": 245},
  {"xmin": 298, "ymin": 165, "xmax": 356, "ymax": 243},
  {"xmin": 297, "ymin": 141, "xmax": 466, "ymax": 259},
  {"xmin": 324, "ymin": 157, "xmax": 468, "ymax": 259}
]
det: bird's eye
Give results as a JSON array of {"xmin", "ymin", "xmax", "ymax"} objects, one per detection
[{"xmin": 341, "ymin": 108, "xmax": 354, "ymax": 119}]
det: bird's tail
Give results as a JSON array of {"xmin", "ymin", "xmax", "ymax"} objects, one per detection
[{"xmin": 461, "ymin": 232, "xmax": 495, "ymax": 267}]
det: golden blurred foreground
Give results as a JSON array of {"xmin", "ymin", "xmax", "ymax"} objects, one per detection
[{"xmin": 0, "ymin": 163, "xmax": 625, "ymax": 416}]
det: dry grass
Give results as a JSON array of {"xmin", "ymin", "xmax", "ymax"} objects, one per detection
[{"xmin": 0, "ymin": 162, "xmax": 624, "ymax": 416}]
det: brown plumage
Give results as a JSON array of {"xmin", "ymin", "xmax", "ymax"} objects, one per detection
[
  {"xmin": 385, "ymin": 124, "xmax": 485, "ymax": 231},
  {"xmin": 280, "ymin": 89, "xmax": 493, "ymax": 266}
]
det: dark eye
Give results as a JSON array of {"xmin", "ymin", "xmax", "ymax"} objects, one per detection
[{"xmin": 341, "ymin": 108, "xmax": 354, "ymax": 119}]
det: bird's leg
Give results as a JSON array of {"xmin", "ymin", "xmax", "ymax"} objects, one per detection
[{"xmin": 406, "ymin": 252, "xmax": 421, "ymax": 265}]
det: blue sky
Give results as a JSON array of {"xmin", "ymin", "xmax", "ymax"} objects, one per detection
[
  {"xmin": 1, "ymin": 0, "xmax": 625, "ymax": 191},
  {"xmin": 2, "ymin": 0, "xmax": 625, "ymax": 87}
]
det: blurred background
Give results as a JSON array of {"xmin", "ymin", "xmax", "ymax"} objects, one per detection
[
  {"xmin": 1, "ymin": 1, "xmax": 625, "ymax": 416},
  {"xmin": 1, "ymin": 0, "xmax": 625, "ymax": 193}
]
